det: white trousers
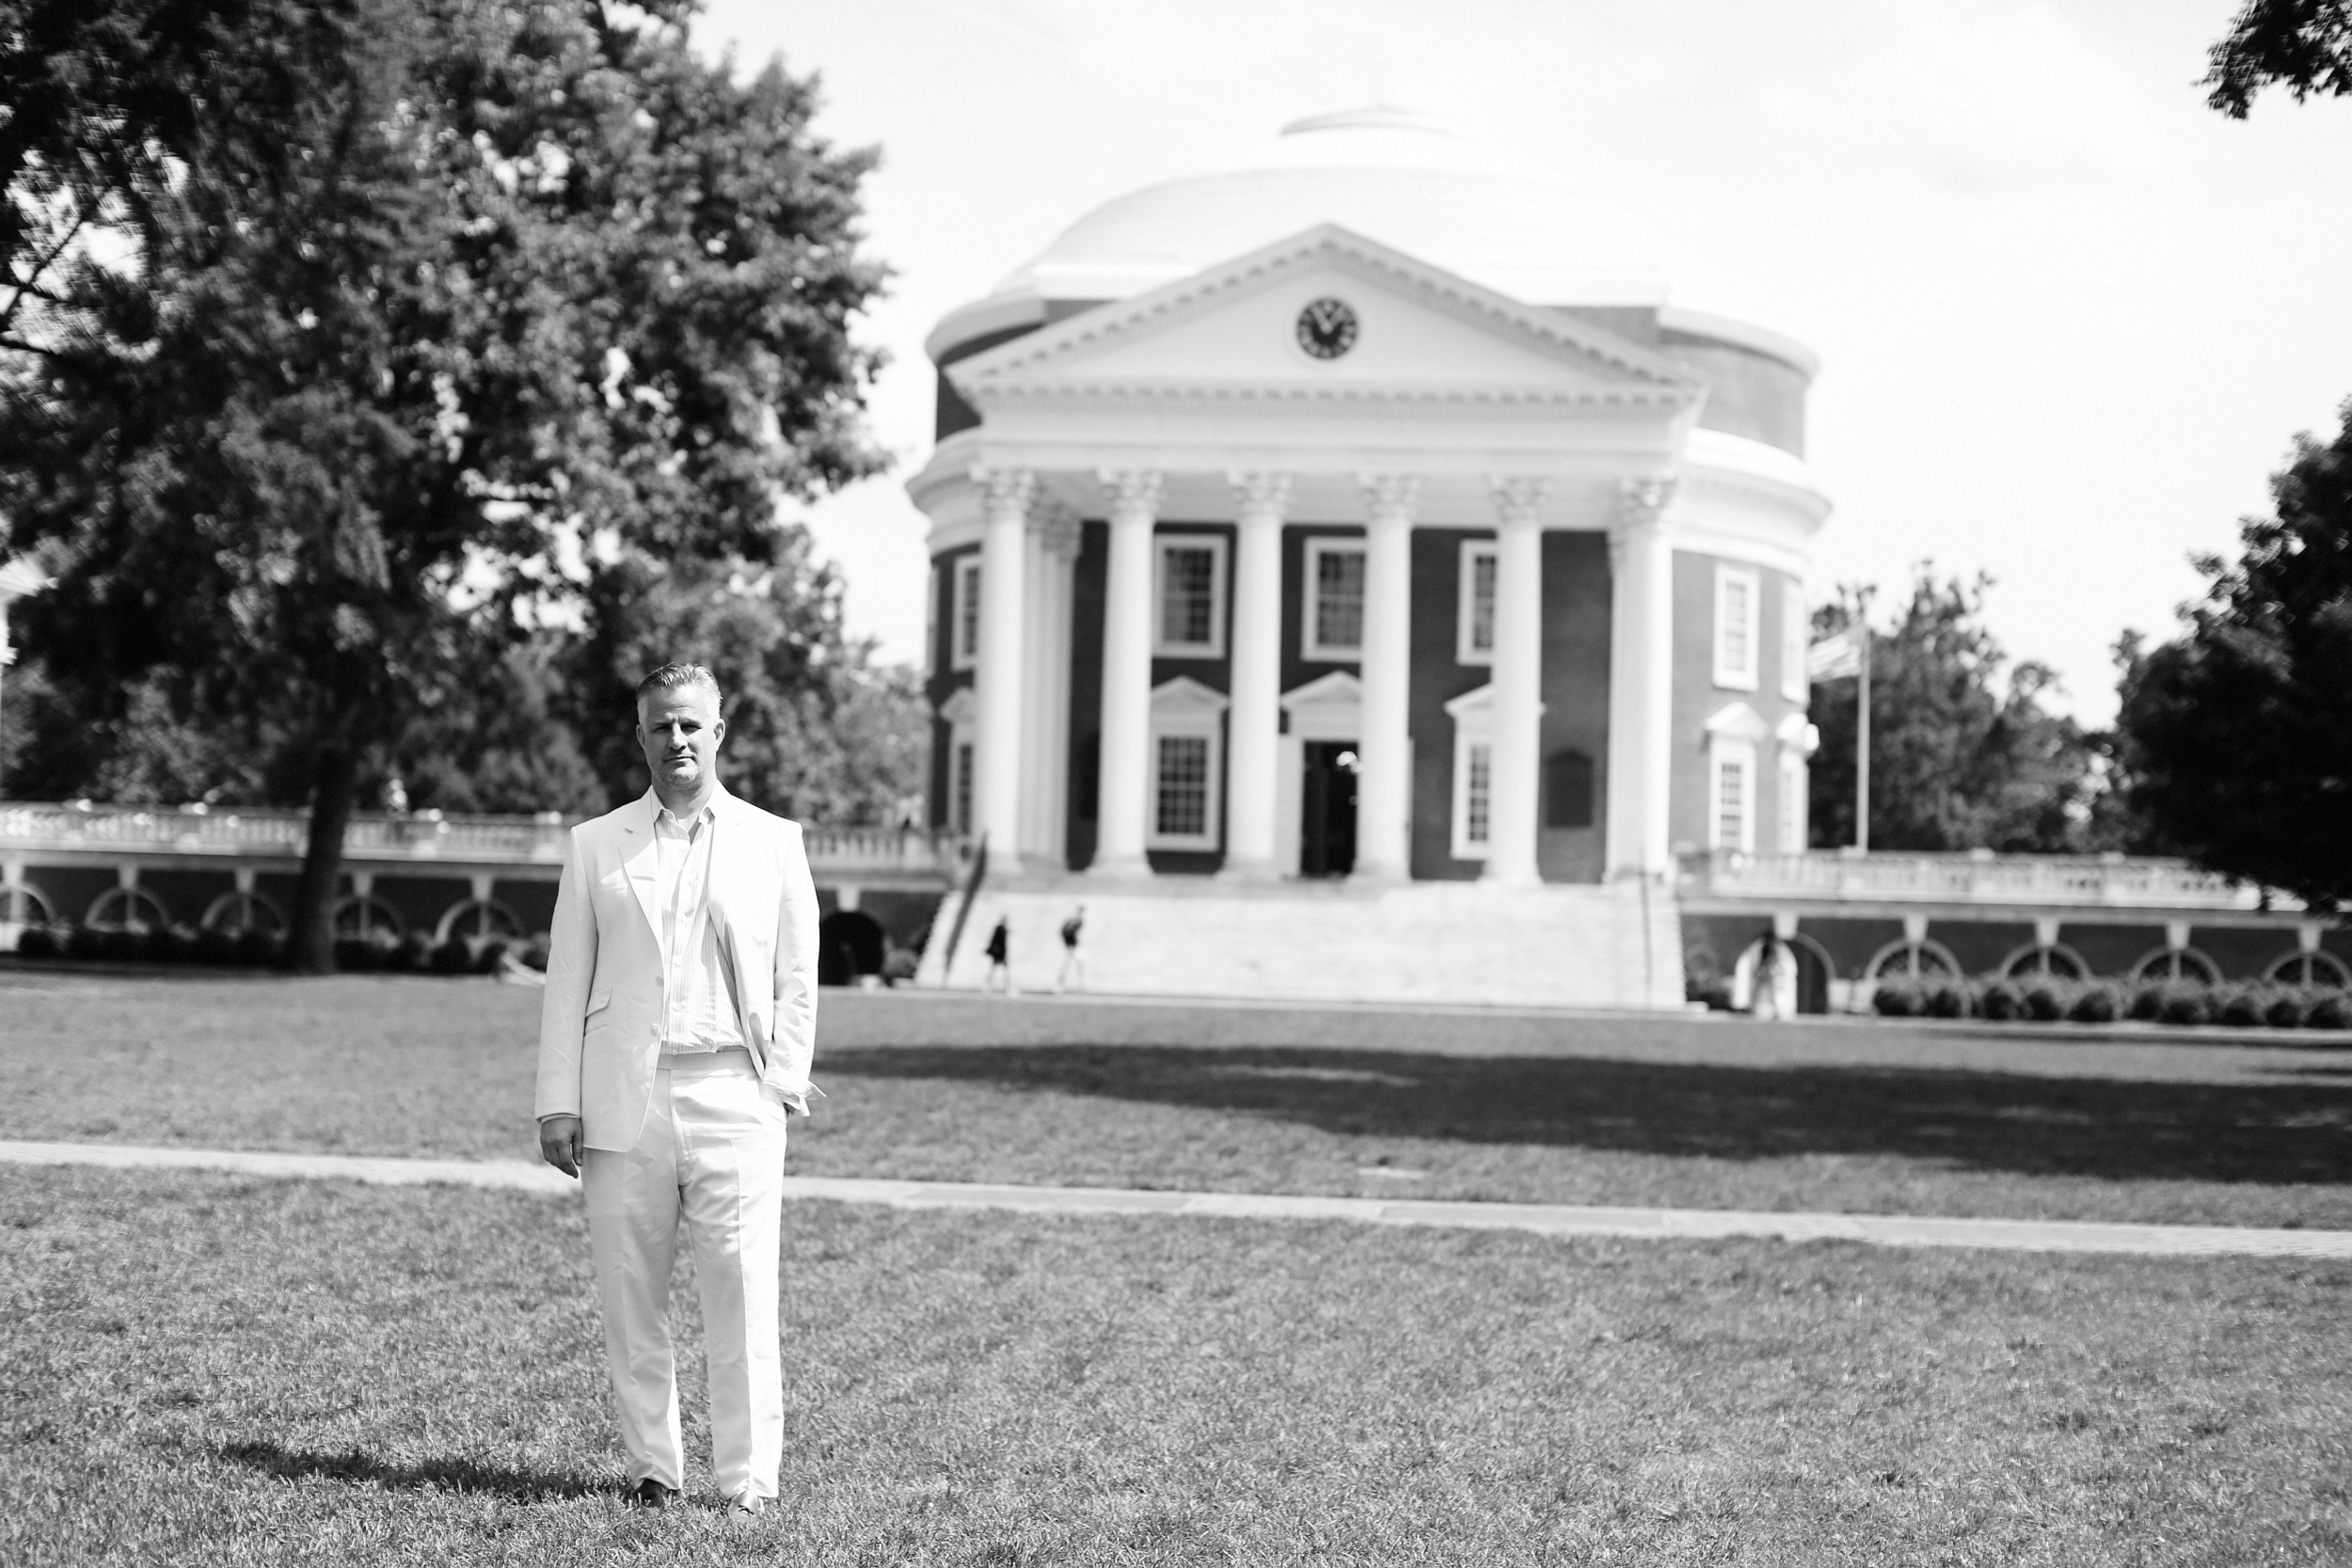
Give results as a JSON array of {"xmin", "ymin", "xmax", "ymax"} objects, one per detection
[{"xmin": 581, "ymin": 1053, "xmax": 787, "ymax": 1501}]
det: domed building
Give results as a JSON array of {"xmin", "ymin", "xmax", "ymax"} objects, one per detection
[{"xmin": 909, "ymin": 109, "xmax": 1831, "ymax": 1005}]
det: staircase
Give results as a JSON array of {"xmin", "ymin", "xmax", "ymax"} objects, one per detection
[{"xmin": 916, "ymin": 876, "xmax": 1685, "ymax": 1009}]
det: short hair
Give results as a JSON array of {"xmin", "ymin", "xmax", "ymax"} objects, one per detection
[{"xmin": 635, "ymin": 663, "xmax": 723, "ymax": 711}]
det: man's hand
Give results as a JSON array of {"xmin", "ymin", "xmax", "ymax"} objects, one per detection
[{"xmin": 539, "ymin": 1115, "xmax": 583, "ymax": 1179}]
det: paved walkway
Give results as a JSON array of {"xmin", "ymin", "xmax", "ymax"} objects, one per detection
[{"xmin": 6, "ymin": 1138, "xmax": 2348, "ymax": 1260}]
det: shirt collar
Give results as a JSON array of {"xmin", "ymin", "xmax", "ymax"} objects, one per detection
[{"xmin": 642, "ymin": 784, "xmax": 727, "ymax": 831}]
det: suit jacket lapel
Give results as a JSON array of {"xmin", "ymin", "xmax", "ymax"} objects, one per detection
[{"xmin": 621, "ymin": 791, "xmax": 662, "ymax": 943}]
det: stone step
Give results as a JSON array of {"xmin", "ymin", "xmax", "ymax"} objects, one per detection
[{"xmin": 917, "ymin": 878, "xmax": 1685, "ymax": 1008}]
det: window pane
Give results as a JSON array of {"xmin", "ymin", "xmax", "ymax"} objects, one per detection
[
  {"xmin": 958, "ymin": 563, "xmax": 981, "ymax": 659},
  {"xmin": 953, "ymin": 742, "xmax": 974, "ymax": 835},
  {"xmin": 1716, "ymin": 757, "xmax": 1746, "ymax": 849},
  {"xmin": 1467, "ymin": 742, "xmax": 1492, "ymax": 845},
  {"xmin": 1470, "ymin": 551, "xmax": 1497, "ymax": 653},
  {"xmin": 1721, "ymin": 578, "xmax": 1750, "ymax": 674},
  {"xmin": 1155, "ymin": 735, "xmax": 1210, "ymax": 837},
  {"xmin": 1160, "ymin": 546, "xmax": 1216, "ymax": 647},
  {"xmin": 1315, "ymin": 548, "xmax": 1365, "ymax": 651}
]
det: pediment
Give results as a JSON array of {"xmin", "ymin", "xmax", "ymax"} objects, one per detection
[
  {"xmin": 1281, "ymin": 670, "xmax": 1360, "ymax": 714},
  {"xmin": 1151, "ymin": 675, "xmax": 1229, "ymax": 714},
  {"xmin": 1703, "ymin": 702, "xmax": 1769, "ymax": 743},
  {"xmin": 946, "ymin": 224, "xmax": 1703, "ymax": 412},
  {"xmin": 936, "ymin": 687, "xmax": 977, "ymax": 726}
]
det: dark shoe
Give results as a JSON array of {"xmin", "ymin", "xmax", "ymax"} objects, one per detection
[{"xmin": 629, "ymin": 1479, "xmax": 679, "ymax": 1510}]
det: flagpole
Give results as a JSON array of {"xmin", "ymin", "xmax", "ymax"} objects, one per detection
[{"xmin": 1854, "ymin": 622, "xmax": 1871, "ymax": 854}]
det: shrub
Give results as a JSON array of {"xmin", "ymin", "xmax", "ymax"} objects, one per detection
[
  {"xmin": 68, "ymin": 925, "xmax": 141, "ymax": 961},
  {"xmin": 333, "ymin": 934, "xmax": 394, "ymax": 973},
  {"xmin": 383, "ymin": 932, "xmax": 433, "ymax": 974},
  {"xmin": 2069, "ymin": 982, "xmax": 2121, "ymax": 1023},
  {"xmin": 2310, "ymin": 990, "xmax": 2351, "ymax": 1030},
  {"xmin": 472, "ymin": 939, "xmax": 510, "ymax": 975},
  {"xmin": 1872, "ymin": 977, "xmax": 1924, "ymax": 1017},
  {"xmin": 428, "ymin": 937, "xmax": 474, "ymax": 975},
  {"xmin": 232, "ymin": 927, "xmax": 284, "ymax": 967},
  {"xmin": 1979, "ymin": 979, "xmax": 2026, "ymax": 1022},
  {"xmin": 2159, "ymin": 984, "xmax": 2214, "ymax": 1027},
  {"xmin": 15, "ymin": 924, "xmax": 62, "ymax": 959},
  {"xmin": 191, "ymin": 927, "xmax": 243, "ymax": 965},
  {"xmin": 2217, "ymin": 985, "xmax": 2267, "ymax": 1028},
  {"xmin": 1925, "ymin": 979, "xmax": 1969, "ymax": 1019},
  {"xmin": 517, "ymin": 933, "xmax": 550, "ymax": 973},
  {"xmin": 2126, "ymin": 982, "xmax": 2167, "ymax": 1022},
  {"xmin": 2023, "ymin": 981, "xmax": 2069, "ymax": 1022},
  {"xmin": 2264, "ymin": 988, "xmax": 2312, "ymax": 1029},
  {"xmin": 138, "ymin": 924, "xmax": 201, "ymax": 964}
]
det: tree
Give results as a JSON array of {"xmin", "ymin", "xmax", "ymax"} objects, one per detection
[
  {"xmin": 1808, "ymin": 569, "xmax": 2122, "ymax": 854},
  {"xmin": 0, "ymin": 0, "xmax": 887, "ymax": 969},
  {"xmin": 2114, "ymin": 401, "xmax": 2352, "ymax": 911},
  {"xmin": 2204, "ymin": 0, "xmax": 2352, "ymax": 117}
]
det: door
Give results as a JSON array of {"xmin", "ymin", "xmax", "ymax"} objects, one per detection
[{"xmin": 1299, "ymin": 742, "xmax": 1359, "ymax": 879}]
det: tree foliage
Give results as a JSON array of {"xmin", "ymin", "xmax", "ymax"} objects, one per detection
[
  {"xmin": 1807, "ymin": 570, "xmax": 2125, "ymax": 854},
  {"xmin": 0, "ymin": 0, "xmax": 888, "ymax": 967},
  {"xmin": 2114, "ymin": 401, "xmax": 2352, "ymax": 911},
  {"xmin": 2204, "ymin": 0, "xmax": 2352, "ymax": 117}
]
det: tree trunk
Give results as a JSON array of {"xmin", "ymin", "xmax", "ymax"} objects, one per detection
[{"xmin": 287, "ymin": 743, "xmax": 360, "ymax": 974}]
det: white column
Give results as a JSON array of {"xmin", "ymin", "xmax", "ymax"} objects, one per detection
[
  {"xmin": 1484, "ymin": 479, "xmax": 1546, "ymax": 886},
  {"xmin": 1605, "ymin": 476, "xmax": 1677, "ymax": 879},
  {"xmin": 1018, "ymin": 506, "xmax": 1080, "ymax": 869},
  {"xmin": 1091, "ymin": 469, "xmax": 1162, "ymax": 878},
  {"xmin": 975, "ymin": 467, "xmax": 1034, "ymax": 875},
  {"xmin": 1354, "ymin": 475, "xmax": 1418, "ymax": 881},
  {"xmin": 1222, "ymin": 472, "xmax": 1290, "ymax": 879}
]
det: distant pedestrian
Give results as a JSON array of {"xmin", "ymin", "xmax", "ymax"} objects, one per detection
[
  {"xmin": 982, "ymin": 915, "xmax": 1014, "ymax": 994},
  {"xmin": 1057, "ymin": 905, "xmax": 1087, "ymax": 992}
]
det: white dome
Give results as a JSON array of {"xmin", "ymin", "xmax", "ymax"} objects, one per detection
[{"xmin": 946, "ymin": 108, "xmax": 1805, "ymax": 368}]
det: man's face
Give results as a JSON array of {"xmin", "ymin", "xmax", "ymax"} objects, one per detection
[{"xmin": 637, "ymin": 684, "xmax": 724, "ymax": 798}]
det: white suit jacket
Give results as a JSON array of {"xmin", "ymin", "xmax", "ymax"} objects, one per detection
[{"xmin": 534, "ymin": 784, "xmax": 821, "ymax": 1151}]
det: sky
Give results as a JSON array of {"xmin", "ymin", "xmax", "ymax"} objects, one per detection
[{"xmin": 694, "ymin": 0, "xmax": 2352, "ymax": 725}]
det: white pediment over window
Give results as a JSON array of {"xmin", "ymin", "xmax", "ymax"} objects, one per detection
[
  {"xmin": 946, "ymin": 224, "xmax": 1703, "ymax": 413},
  {"xmin": 1151, "ymin": 674, "xmax": 1230, "ymax": 715},
  {"xmin": 1703, "ymin": 701, "xmax": 1769, "ymax": 744},
  {"xmin": 1776, "ymin": 712, "xmax": 1820, "ymax": 754},
  {"xmin": 1280, "ymin": 670, "xmax": 1360, "ymax": 719},
  {"xmin": 936, "ymin": 687, "xmax": 977, "ymax": 726}
]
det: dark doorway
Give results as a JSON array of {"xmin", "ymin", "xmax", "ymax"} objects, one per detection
[{"xmin": 1299, "ymin": 742, "xmax": 1359, "ymax": 879}]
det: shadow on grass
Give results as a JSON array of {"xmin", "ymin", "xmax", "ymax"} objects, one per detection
[
  {"xmin": 218, "ymin": 1439, "xmax": 606, "ymax": 1501},
  {"xmin": 823, "ymin": 1045, "xmax": 2352, "ymax": 1187}
]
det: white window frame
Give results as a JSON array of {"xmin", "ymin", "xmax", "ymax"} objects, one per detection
[
  {"xmin": 1780, "ymin": 580, "xmax": 1809, "ymax": 703},
  {"xmin": 1455, "ymin": 538, "xmax": 1498, "ymax": 667},
  {"xmin": 1451, "ymin": 736, "xmax": 1493, "ymax": 862},
  {"xmin": 1713, "ymin": 564, "xmax": 1759, "ymax": 691},
  {"xmin": 1152, "ymin": 532, "xmax": 1229, "ymax": 658},
  {"xmin": 949, "ymin": 554, "xmax": 982, "ymax": 673},
  {"xmin": 1145, "ymin": 677, "xmax": 1228, "ymax": 851},
  {"xmin": 1708, "ymin": 738, "xmax": 1756, "ymax": 853},
  {"xmin": 1778, "ymin": 749, "xmax": 1807, "ymax": 853},
  {"xmin": 1300, "ymin": 537, "xmax": 1368, "ymax": 661}
]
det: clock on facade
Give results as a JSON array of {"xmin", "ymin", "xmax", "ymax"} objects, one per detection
[{"xmin": 1295, "ymin": 296, "xmax": 1359, "ymax": 360}]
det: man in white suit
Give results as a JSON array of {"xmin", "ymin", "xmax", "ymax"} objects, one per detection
[{"xmin": 536, "ymin": 663, "xmax": 820, "ymax": 1514}]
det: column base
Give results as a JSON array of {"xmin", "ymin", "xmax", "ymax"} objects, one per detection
[
  {"xmin": 1479, "ymin": 863, "xmax": 1544, "ymax": 890},
  {"xmin": 1085, "ymin": 853, "xmax": 1154, "ymax": 881},
  {"xmin": 1216, "ymin": 858, "xmax": 1284, "ymax": 885},
  {"xmin": 1345, "ymin": 864, "xmax": 1412, "ymax": 889}
]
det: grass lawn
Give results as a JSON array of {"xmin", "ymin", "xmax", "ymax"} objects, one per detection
[
  {"xmin": 5, "ymin": 1164, "xmax": 2347, "ymax": 1566},
  {"xmin": 5, "ymin": 972, "xmax": 2349, "ymax": 1228}
]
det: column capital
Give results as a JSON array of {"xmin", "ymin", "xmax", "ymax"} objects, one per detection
[
  {"xmin": 1488, "ymin": 476, "xmax": 1549, "ymax": 530},
  {"xmin": 1613, "ymin": 473, "xmax": 1677, "ymax": 530},
  {"xmin": 1358, "ymin": 472, "xmax": 1421, "ymax": 525},
  {"xmin": 976, "ymin": 467, "xmax": 1036, "ymax": 518},
  {"xmin": 1096, "ymin": 468, "xmax": 1164, "ymax": 519},
  {"xmin": 1227, "ymin": 470, "xmax": 1293, "ymax": 521},
  {"xmin": 1610, "ymin": 474, "xmax": 1677, "ymax": 569}
]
